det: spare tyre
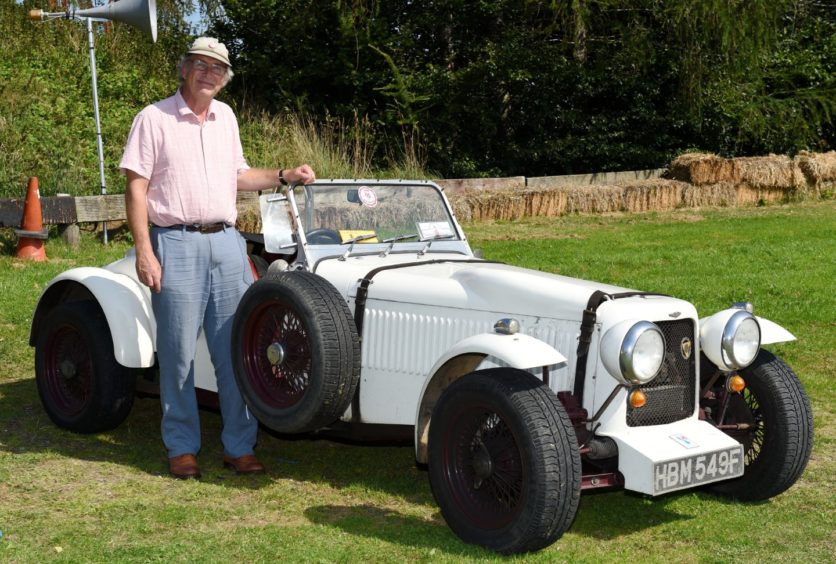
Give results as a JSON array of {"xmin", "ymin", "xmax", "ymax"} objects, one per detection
[{"xmin": 231, "ymin": 271, "xmax": 360, "ymax": 433}]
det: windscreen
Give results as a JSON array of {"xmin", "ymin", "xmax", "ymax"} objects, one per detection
[{"xmin": 295, "ymin": 183, "xmax": 459, "ymax": 244}]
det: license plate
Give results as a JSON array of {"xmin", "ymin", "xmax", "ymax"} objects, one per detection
[{"xmin": 653, "ymin": 445, "xmax": 744, "ymax": 494}]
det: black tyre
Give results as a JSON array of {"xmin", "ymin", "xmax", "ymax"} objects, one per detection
[
  {"xmin": 248, "ymin": 254, "xmax": 268, "ymax": 279},
  {"xmin": 704, "ymin": 349, "xmax": 813, "ymax": 501},
  {"xmin": 428, "ymin": 368, "xmax": 581, "ymax": 554},
  {"xmin": 35, "ymin": 300, "xmax": 135, "ymax": 433},
  {"xmin": 231, "ymin": 271, "xmax": 360, "ymax": 433}
]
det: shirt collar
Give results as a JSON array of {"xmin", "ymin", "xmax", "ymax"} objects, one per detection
[{"xmin": 175, "ymin": 89, "xmax": 217, "ymax": 121}]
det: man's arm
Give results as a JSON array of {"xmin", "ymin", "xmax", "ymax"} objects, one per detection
[
  {"xmin": 236, "ymin": 164, "xmax": 316, "ymax": 192},
  {"xmin": 125, "ymin": 169, "xmax": 162, "ymax": 293}
]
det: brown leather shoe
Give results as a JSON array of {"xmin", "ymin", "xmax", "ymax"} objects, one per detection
[
  {"xmin": 169, "ymin": 453, "xmax": 201, "ymax": 479},
  {"xmin": 223, "ymin": 454, "xmax": 266, "ymax": 475}
]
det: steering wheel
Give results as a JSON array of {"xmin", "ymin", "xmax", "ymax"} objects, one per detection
[{"xmin": 305, "ymin": 228, "xmax": 341, "ymax": 244}]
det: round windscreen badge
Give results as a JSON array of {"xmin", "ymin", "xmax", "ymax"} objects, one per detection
[{"xmin": 358, "ymin": 186, "xmax": 378, "ymax": 208}]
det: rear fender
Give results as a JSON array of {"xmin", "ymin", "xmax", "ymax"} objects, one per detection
[
  {"xmin": 413, "ymin": 332, "xmax": 567, "ymax": 463},
  {"xmin": 30, "ymin": 267, "xmax": 155, "ymax": 368}
]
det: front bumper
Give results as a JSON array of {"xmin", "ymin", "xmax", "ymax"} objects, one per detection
[{"xmin": 602, "ymin": 418, "xmax": 744, "ymax": 495}]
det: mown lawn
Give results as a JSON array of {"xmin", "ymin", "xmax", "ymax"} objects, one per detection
[{"xmin": 0, "ymin": 200, "xmax": 833, "ymax": 563}]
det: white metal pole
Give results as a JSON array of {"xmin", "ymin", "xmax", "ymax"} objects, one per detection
[{"xmin": 86, "ymin": 17, "xmax": 108, "ymax": 244}]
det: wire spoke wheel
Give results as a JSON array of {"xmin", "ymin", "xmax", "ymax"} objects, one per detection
[
  {"xmin": 35, "ymin": 301, "xmax": 134, "ymax": 433},
  {"xmin": 703, "ymin": 350, "xmax": 813, "ymax": 501},
  {"xmin": 43, "ymin": 324, "xmax": 93, "ymax": 417},
  {"xmin": 449, "ymin": 408, "xmax": 524, "ymax": 528},
  {"xmin": 243, "ymin": 300, "xmax": 312, "ymax": 409},
  {"xmin": 232, "ymin": 271, "xmax": 360, "ymax": 434},
  {"xmin": 722, "ymin": 389, "xmax": 765, "ymax": 465},
  {"xmin": 429, "ymin": 368, "xmax": 581, "ymax": 554}
]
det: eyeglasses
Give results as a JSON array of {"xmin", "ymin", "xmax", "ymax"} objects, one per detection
[{"xmin": 190, "ymin": 58, "xmax": 228, "ymax": 77}]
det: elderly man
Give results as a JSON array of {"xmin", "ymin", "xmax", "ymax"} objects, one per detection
[{"xmin": 120, "ymin": 37, "xmax": 315, "ymax": 479}]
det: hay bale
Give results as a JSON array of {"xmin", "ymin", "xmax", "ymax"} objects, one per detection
[
  {"xmin": 564, "ymin": 185, "xmax": 623, "ymax": 214},
  {"xmin": 795, "ymin": 151, "xmax": 836, "ymax": 195},
  {"xmin": 448, "ymin": 195, "xmax": 472, "ymax": 222},
  {"xmin": 525, "ymin": 188, "xmax": 569, "ymax": 217},
  {"xmin": 455, "ymin": 190, "xmax": 529, "ymax": 221},
  {"xmin": 735, "ymin": 185, "xmax": 789, "ymax": 206},
  {"xmin": 669, "ymin": 153, "xmax": 739, "ymax": 185},
  {"xmin": 236, "ymin": 199, "xmax": 262, "ymax": 233},
  {"xmin": 621, "ymin": 179, "xmax": 687, "ymax": 212},
  {"xmin": 682, "ymin": 183, "xmax": 737, "ymax": 208},
  {"xmin": 733, "ymin": 154, "xmax": 805, "ymax": 190}
]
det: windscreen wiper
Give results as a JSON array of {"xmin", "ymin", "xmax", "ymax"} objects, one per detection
[
  {"xmin": 380, "ymin": 233, "xmax": 418, "ymax": 257},
  {"xmin": 339, "ymin": 233, "xmax": 379, "ymax": 261}
]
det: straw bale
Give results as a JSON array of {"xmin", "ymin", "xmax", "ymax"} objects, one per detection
[
  {"xmin": 735, "ymin": 185, "xmax": 789, "ymax": 206},
  {"xmin": 669, "ymin": 153, "xmax": 739, "ymax": 185},
  {"xmin": 796, "ymin": 151, "xmax": 836, "ymax": 181},
  {"xmin": 448, "ymin": 196, "xmax": 472, "ymax": 222},
  {"xmin": 236, "ymin": 201, "xmax": 262, "ymax": 233},
  {"xmin": 563, "ymin": 185, "xmax": 623, "ymax": 214},
  {"xmin": 795, "ymin": 151, "xmax": 836, "ymax": 194},
  {"xmin": 733, "ymin": 154, "xmax": 805, "ymax": 190},
  {"xmin": 525, "ymin": 188, "xmax": 569, "ymax": 217},
  {"xmin": 621, "ymin": 179, "xmax": 687, "ymax": 212},
  {"xmin": 682, "ymin": 183, "xmax": 737, "ymax": 208},
  {"xmin": 454, "ymin": 190, "xmax": 529, "ymax": 221}
]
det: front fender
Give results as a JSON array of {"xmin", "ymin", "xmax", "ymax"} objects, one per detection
[
  {"xmin": 31, "ymin": 266, "xmax": 156, "ymax": 368},
  {"xmin": 413, "ymin": 332, "xmax": 567, "ymax": 463},
  {"xmin": 427, "ymin": 332, "xmax": 567, "ymax": 377},
  {"xmin": 756, "ymin": 316, "xmax": 796, "ymax": 345}
]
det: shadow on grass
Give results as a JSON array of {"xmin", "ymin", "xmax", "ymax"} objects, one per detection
[
  {"xmin": 0, "ymin": 376, "xmax": 703, "ymax": 553},
  {"xmin": 305, "ymin": 504, "xmax": 483, "ymax": 557},
  {"xmin": 571, "ymin": 488, "xmax": 693, "ymax": 540},
  {"xmin": 0, "ymin": 377, "xmax": 431, "ymax": 503},
  {"xmin": 305, "ymin": 491, "xmax": 694, "ymax": 554}
]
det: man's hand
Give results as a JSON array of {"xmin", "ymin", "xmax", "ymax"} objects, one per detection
[
  {"xmin": 135, "ymin": 250, "xmax": 162, "ymax": 293},
  {"xmin": 237, "ymin": 164, "xmax": 317, "ymax": 192},
  {"xmin": 284, "ymin": 164, "xmax": 316, "ymax": 185},
  {"xmin": 124, "ymin": 169, "xmax": 161, "ymax": 293}
]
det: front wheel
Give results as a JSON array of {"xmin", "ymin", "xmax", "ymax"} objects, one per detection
[
  {"xmin": 428, "ymin": 368, "xmax": 581, "ymax": 554},
  {"xmin": 703, "ymin": 349, "xmax": 813, "ymax": 501},
  {"xmin": 35, "ymin": 301, "xmax": 135, "ymax": 433}
]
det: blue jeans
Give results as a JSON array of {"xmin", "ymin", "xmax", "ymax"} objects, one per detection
[{"xmin": 150, "ymin": 225, "xmax": 257, "ymax": 459}]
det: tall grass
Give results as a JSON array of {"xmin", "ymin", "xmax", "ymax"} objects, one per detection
[
  {"xmin": 1, "ymin": 101, "xmax": 429, "ymax": 199},
  {"xmin": 239, "ymin": 111, "xmax": 430, "ymax": 181}
]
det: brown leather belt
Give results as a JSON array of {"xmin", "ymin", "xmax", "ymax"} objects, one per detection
[{"xmin": 153, "ymin": 222, "xmax": 229, "ymax": 234}]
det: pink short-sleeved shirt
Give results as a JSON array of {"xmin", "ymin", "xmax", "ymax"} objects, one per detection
[{"xmin": 119, "ymin": 90, "xmax": 250, "ymax": 226}]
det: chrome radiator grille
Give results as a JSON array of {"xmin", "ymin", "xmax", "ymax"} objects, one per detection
[{"xmin": 627, "ymin": 319, "xmax": 696, "ymax": 427}]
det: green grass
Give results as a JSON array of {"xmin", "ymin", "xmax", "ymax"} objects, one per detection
[{"xmin": 0, "ymin": 201, "xmax": 834, "ymax": 562}]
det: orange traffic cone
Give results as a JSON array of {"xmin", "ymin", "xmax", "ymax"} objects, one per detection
[{"xmin": 15, "ymin": 177, "xmax": 48, "ymax": 261}]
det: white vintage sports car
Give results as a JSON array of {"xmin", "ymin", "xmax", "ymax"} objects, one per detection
[{"xmin": 30, "ymin": 180, "xmax": 813, "ymax": 554}]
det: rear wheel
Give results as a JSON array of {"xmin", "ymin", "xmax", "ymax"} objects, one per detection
[
  {"xmin": 428, "ymin": 368, "xmax": 581, "ymax": 554},
  {"xmin": 231, "ymin": 271, "xmax": 360, "ymax": 433},
  {"xmin": 703, "ymin": 350, "xmax": 813, "ymax": 500},
  {"xmin": 35, "ymin": 301, "xmax": 135, "ymax": 433}
]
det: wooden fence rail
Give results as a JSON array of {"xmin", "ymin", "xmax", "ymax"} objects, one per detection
[{"xmin": 0, "ymin": 168, "xmax": 667, "ymax": 228}]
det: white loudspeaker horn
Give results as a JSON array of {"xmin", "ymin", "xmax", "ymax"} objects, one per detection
[{"xmin": 77, "ymin": 0, "xmax": 157, "ymax": 42}]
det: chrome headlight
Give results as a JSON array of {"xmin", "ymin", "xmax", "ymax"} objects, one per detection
[
  {"xmin": 601, "ymin": 320, "xmax": 665, "ymax": 385},
  {"xmin": 700, "ymin": 309, "xmax": 761, "ymax": 370}
]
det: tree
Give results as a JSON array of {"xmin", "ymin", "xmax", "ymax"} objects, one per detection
[{"xmin": 0, "ymin": 0, "xmax": 196, "ymax": 196}]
